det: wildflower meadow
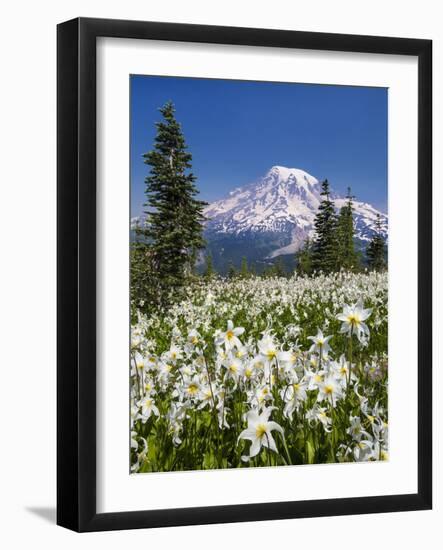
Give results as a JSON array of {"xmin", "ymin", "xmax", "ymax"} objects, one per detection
[{"xmin": 130, "ymin": 271, "xmax": 388, "ymax": 472}]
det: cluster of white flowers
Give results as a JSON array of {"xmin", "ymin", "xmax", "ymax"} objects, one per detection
[{"xmin": 130, "ymin": 271, "xmax": 388, "ymax": 472}]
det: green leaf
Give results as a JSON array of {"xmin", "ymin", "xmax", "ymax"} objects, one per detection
[{"xmin": 306, "ymin": 438, "xmax": 315, "ymax": 464}]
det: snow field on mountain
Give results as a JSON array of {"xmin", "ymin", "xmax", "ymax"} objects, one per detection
[{"xmin": 205, "ymin": 166, "xmax": 387, "ymax": 249}]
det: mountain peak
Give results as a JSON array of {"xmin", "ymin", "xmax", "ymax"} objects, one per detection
[
  {"xmin": 266, "ymin": 165, "xmax": 319, "ymax": 187},
  {"xmin": 204, "ymin": 166, "xmax": 388, "ymax": 258},
  {"xmin": 261, "ymin": 165, "xmax": 319, "ymax": 193}
]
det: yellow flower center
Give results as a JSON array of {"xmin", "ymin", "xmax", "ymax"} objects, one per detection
[
  {"xmin": 267, "ymin": 350, "xmax": 276, "ymax": 360},
  {"xmin": 229, "ymin": 364, "xmax": 237, "ymax": 373},
  {"xmin": 324, "ymin": 384, "xmax": 334, "ymax": 395},
  {"xmin": 191, "ymin": 337, "xmax": 198, "ymax": 345},
  {"xmin": 188, "ymin": 383, "xmax": 198, "ymax": 395},
  {"xmin": 293, "ymin": 383, "xmax": 300, "ymax": 392},
  {"xmin": 315, "ymin": 374, "xmax": 323, "ymax": 382},
  {"xmin": 255, "ymin": 424, "xmax": 267, "ymax": 439},
  {"xmin": 245, "ymin": 368, "xmax": 252, "ymax": 378},
  {"xmin": 347, "ymin": 314, "xmax": 361, "ymax": 326},
  {"xmin": 226, "ymin": 330, "xmax": 234, "ymax": 340}
]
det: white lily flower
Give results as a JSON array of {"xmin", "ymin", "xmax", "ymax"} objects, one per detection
[
  {"xmin": 183, "ymin": 374, "xmax": 201, "ymax": 399},
  {"xmin": 215, "ymin": 320, "xmax": 245, "ymax": 350},
  {"xmin": 317, "ymin": 375, "xmax": 344, "ymax": 407},
  {"xmin": 239, "ymin": 362, "xmax": 255, "ymax": 383},
  {"xmin": 307, "ymin": 329, "xmax": 332, "ymax": 356},
  {"xmin": 305, "ymin": 368, "xmax": 326, "ymax": 391},
  {"xmin": 131, "ymin": 437, "xmax": 148, "ymax": 473},
  {"xmin": 136, "ymin": 395, "xmax": 160, "ymax": 422},
  {"xmin": 222, "ymin": 354, "xmax": 243, "ymax": 384},
  {"xmin": 238, "ymin": 406, "xmax": 284, "ymax": 461},
  {"xmin": 131, "ymin": 352, "xmax": 149, "ymax": 376},
  {"xmin": 257, "ymin": 334, "xmax": 279, "ymax": 362},
  {"xmin": 187, "ymin": 328, "xmax": 201, "ymax": 346},
  {"xmin": 346, "ymin": 415, "xmax": 370, "ymax": 442},
  {"xmin": 306, "ymin": 405, "xmax": 332, "ymax": 432},
  {"xmin": 330, "ymin": 354, "xmax": 355, "ymax": 387},
  {"xmin": 353, "ymin": 439, "xmax": 374, "ymax": 462},
  {"xmin": 197, "ymin": 385, "xmax": 214, "ymax": 410},
  {"xmin": 131, "ymin": 431, "xmax": 139, "ymax": 450},
  {"xmin": 281, "ymin": 379, "xmax": 308, "ymax": 419},
  {"xmin": 336, "ymin": 299, "xmax": 372, "ymax": 343}
]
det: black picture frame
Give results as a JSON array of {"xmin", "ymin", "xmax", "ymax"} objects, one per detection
[{"xmin": 57, "ymin": 17, "xmax": 432, "ymax": 532}]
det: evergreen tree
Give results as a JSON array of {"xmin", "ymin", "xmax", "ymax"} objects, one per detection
[
  {"xmin": 366, "ymin": 214, "xmax": 387, "ymax": 271},
  {"xmin": 295, "ymin": 238, "xmax": 313, "ymax": 276},
  {"xmin": 262, "ymin": 264, "xmax": 274, "ymax": 278},
  {"xmin": 240, "ymin": 256, "xmax": 249, "ymax": 278},
  {"xmin": 274, "ymin": 257, "xmax": 286, "ymax": 277},
  {"xmin": 139, "ymin": 101, "xmax": 207, "ymax": 305},
  {"xmin": 130, "ymin": 240, "xmax": 152, "ymax": 310},
  {"xmin": 227, "ymin": 260, "xmax": 237, "ymax": 279},
  {"xmin": 336, "ymin": 187, "xmax": 359, "ymax": 271},
  {"xmin": 312, "ymin": 179, "xmax": 337, "ymax": 273},
  {"xmin": 204, "ymin": 252, "xmax": 214, "ymax": 278}
]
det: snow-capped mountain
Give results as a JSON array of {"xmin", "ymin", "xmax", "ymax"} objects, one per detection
[{"xmin": 204, "ymin": 166, "xmax": 387, "ymax": 261}]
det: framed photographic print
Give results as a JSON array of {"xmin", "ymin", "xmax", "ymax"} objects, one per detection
[{"xmin": 57, "ymin": 17, "xmax": 432, "ymax": 532}]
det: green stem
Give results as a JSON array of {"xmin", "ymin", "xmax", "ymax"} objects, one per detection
[
  {"xmin": 280, "ymin": 433, "xmax": 293, "ymax": 465},
  {"xmin": 347, "ymin": 336, "xmax": 353, "ymax": 390},
  {"xmin": 204, "ymin": 359, "xmax": 221, "ymax": 466}
]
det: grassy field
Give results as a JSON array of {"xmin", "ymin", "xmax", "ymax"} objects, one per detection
[{"xmin": 130, "ymin": 271, "xmax": 388, "ymax": 473}]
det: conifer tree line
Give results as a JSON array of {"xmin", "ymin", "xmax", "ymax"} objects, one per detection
[
  {"xmin": 295, "ymin": 179, "xmax": 387, "ymax": 276},
  {"xmin": 366, "ymin": 214, "xmax": 387, "ymax": 271},
  {"xmin": 131, "ymin": 101, "xmax": 387, "ymax": 312}
]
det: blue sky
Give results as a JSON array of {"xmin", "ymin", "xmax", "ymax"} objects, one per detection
[{"xmin": 131, "ymin": 75, "xmax": 387, "ymax": 217}]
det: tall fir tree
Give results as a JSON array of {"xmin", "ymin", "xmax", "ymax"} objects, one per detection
[
  {"xmin": 227, "ymin": 260, "xmax": 237, "ymax": 279},
  {"xmin": 139, "ymin": 101, "xmax": 207, "ymax": 305},
  {"xmin": 366, "ymin": 213, "xmax": 386, "ymax": 271},
  {"xmin": 335, "ymin": 187, "xmax": 359, "ymax": 271},
  {"xmin": 274, "ymin": 257, "xmax": 286, "ymax": 277},
  {"xmin": 312, "ymin": 179, "xmax": 337, "ymax": 273},
  {"xmin": 240, "ymin": 256, "xmax": 249, "ymax": 278},
  {"xmin": 204, "ymin": 252, "xmax": 214, "ymax": 278},
  {"xmin": 295, "ymin": 237, "xmax": 313, "ymax": 276}
]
